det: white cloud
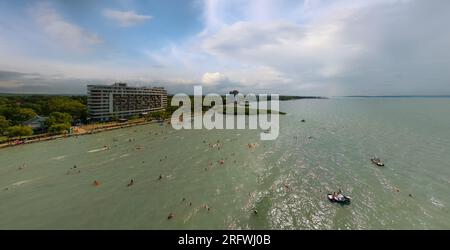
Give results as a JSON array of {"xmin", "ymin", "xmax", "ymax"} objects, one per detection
[
  {"xmin": 195, "ymin": 0, "xmax": 450, "ymax": 95},
  {"xmin": 103, "ymin": 9, "xmax": 152, "ymax": 27},
  {"xmin": 2, "ymin": 0, "xmax": 450, "ymax": 95},
  {"xmin": 201, "ymin": 72, "xmax": 229, "ymax": 86},
  {"xmin": 31, "ymin": 3, "xmax": 102, "ymax": 52}
]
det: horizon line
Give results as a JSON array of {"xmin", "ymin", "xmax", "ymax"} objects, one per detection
[{"xmin": 1, "ymin": 92, "xmax": 450, "ymax": 98}]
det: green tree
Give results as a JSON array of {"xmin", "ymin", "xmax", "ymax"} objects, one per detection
[
  {"xmin": 7, "ymin": 125, "xmax": 33, "ymax": 137},
  {"xmin": 19, "ymin": 108, "xmax": 37, "ymax": 122},
  {"xmin": 0, "ymin": 115, "xmax": 10, "ymax": 135},
  {"xmin": 0, "ymin": 107, "xmax": 35, "ymax": 123},
  {"xmin": 21, "ymin": 103, "xmax": 43, "ymax": 114},
  {"xmin": 46, "ymin": 112, "xmax": 72, "ymax": 126},
  {"xmin": 47, "ymin": 98, "xmax": 86, "ymax": 119},
  {"xmin": 0, "ymin": 107, "xmax": 16, "ymax": 121},
  {"xmin": 48, "ymin": 123, "xmax": 71, "ymax": 134},
  {"xmin": 0, "ymin": 97, "xmax": 7, "ymax": 106}
]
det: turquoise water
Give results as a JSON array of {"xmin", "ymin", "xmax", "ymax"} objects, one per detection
[{"xmin": 0, "ymin": 98, "xmax": 449, "ymax": 229}]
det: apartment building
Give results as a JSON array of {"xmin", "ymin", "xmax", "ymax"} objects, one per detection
[{"xmin": 87, "ymin": 83, "xmax": 167, "ymax": 121}]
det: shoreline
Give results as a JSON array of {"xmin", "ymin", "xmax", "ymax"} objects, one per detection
[
  {"xmin": 0, "ymin": 119, "xmax": 169, "ymax": 150},
  {"xmin": 0, "ymin": 107, "xmax": 285, "ymax": 150}
]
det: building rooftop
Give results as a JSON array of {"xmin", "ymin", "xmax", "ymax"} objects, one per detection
[{"xmin": 87, "ymin": 83, "xmax": 166, "ymax": 90}]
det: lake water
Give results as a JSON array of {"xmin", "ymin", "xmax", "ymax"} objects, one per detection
[{"xmin": 1, "ymin": 98, "xmax": 449, "ymax": 229}]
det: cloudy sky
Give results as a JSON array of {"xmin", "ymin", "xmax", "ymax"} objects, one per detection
[{"xmin": 0, "ymin": 0, "xmax": 449, "ymax": 95}]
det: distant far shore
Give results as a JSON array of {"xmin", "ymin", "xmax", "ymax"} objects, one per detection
[{"xmin": 341, "ymin": 95, "xmax": 450, "ymax": 98}]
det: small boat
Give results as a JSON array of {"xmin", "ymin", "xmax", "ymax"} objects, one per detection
[
  {"xmin": 327, "ymin": 193, "xmax": 351, "ymax": 204},
  {"xmin": 371, "ymin": 158, "xmax": 385, "ymax": 167}
]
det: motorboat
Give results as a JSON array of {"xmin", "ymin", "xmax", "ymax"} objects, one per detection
[
  {"xmin": 371, "ymin": 158, "xmax": 385, "ymax": 167},
  {"xmin": 327, "ymin": 193, "xmax": 351, "ymax": 204}
]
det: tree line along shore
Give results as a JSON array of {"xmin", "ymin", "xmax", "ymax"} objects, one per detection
[{"xmin": 0, "ymin": 94, "xmax": 322, "ymax": 146}]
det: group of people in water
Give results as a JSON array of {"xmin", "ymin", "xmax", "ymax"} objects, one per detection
[
  {"xmin": 167, "ymin": 198, "xmax": 212, "ymax": 220},
  {"xmin": 75, "ymin": 128, "xmax": 271, "ymax": 222},
  {"xmin": 67, "ymin": 165, "xmax": 81, "ymax": 175},
  {"xmin": 166, "ymin": 138, "xmax": 263, "ymax": 221}
]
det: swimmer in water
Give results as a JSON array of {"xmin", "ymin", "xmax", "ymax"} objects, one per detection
[
  {"xmin": 158, "ymin": 175, "xmax": 163, "ymax": 181},
  {"xmin": 127, "ymin": 179, "xmax": 134, "ymax": 187}
]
